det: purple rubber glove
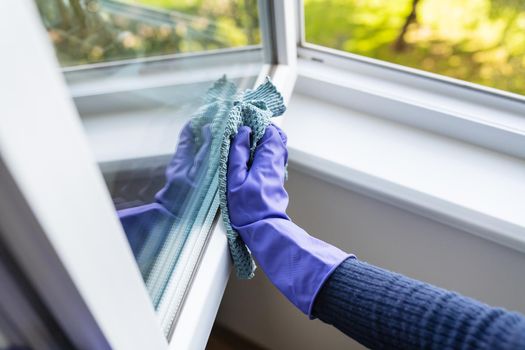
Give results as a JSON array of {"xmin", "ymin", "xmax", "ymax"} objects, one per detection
[
  {"xmin": 118, "ymin": 203, "xmax": 175, "ymax": 258},
  {"xmin": 227, "ymin": 125, "xmax": 352, "ymax": 316},
  {"xmin": 118, "ymin": 122, "xmax": 212, "ymax": 256},
  {"xmin": 155, "ymin": 122, "xmax": 213, "ymax": 216}
]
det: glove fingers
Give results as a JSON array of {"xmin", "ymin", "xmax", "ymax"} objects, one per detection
[
  {"xmin": 272, "ymin": 123, "xmax": 288, "ymax": 146},
  {"xmin": 252, "ymin": 125, "xmax": 288, "ymax": 176},
  {"xmin": 164, "ymin": 122, "xmax": 197, "ymax": 179},
  {"xmin": 173, "ymin": 122, "xmax": 197, "ymax": 158},
  {"xmin": 188, "ymin": 124, "xmax": 212, "ymax": 179},
  {"xmin": 155, "ymin": 122, "xmax": 198, "ymax": 213},
  {"xmin": 228, "ymin": 126, "xmax": 252, "ymax": 189}
]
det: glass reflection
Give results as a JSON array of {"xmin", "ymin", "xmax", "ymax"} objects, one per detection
[
  {"xmin": 110, "ymin": 78, "xmax": 240, "ymax": 326},
  {"xmin": 34, "ymin": 0, "xmax": 260, "ymax": 67},
  {"xmin": 34, "ymin": 0, "xmax": 264, "ymax": 334}
]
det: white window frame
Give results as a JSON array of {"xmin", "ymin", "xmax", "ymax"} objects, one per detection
[
  {"xmin": 295, "ymin": 0, "xmax": 525, "ymax": 160},
  {"xmin": 0, "ymin": 2, "xmax": 168, "ymax": 348},
  {"xmin": 1, "ymin": 1, "xmax": 296, "ymax": 349},
  {"xmin": 285, "ymin": 0, "xmax": 525, "ymax": 255},
  {"xmin": 3, "ymin": 0, "xmax": 524, "ymax": 349}
]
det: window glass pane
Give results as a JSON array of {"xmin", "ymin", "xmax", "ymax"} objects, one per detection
[
  {"xmin": 35, "ymin": 0, "xmax": 260, "ymax": 66},
  {"xmin": 304, "ymin": 0, "xmax": 525, "ymax": 96},
  {"xmin": 35, "ymin": 0, "xmax": 264, "ymax": 335}
]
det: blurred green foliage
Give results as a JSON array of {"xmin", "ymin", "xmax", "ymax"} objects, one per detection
[
  {"xmin": 36, "ymin": 0, "xmax": 525, "ymax": 95},
  {"xmin": 35, "ymin": 0, "xmax": 260, "ymax": 66},
  {"xmin": 304, "ymin": 0, "xmax": 525, "ymax": 95}
]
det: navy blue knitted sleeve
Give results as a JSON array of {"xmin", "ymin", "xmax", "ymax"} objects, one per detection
[{"xmin": 312, "ymin": 258, "xmax": 525, "ymax": 349}]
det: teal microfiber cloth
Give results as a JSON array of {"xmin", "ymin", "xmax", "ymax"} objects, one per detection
[
  {"xmin": 190, "ymin": 76, "xmax": 286, "ymax": 279},
  {"xmin": 218, "ymin": 77, "xmax": 286, "ymax": 279}
]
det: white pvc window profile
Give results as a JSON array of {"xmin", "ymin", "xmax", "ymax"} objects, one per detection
[
  {"xmin": 0, "ymin": 1, "xmax": 168, "ymax": 349},
  {"xmin": 295, "ymin": 0, "xmax": 525, "ymax": 160},
  {"xmin": 0, "ymin": 1, "xmax": 298, "ymax": 350},
  {"xmin": 296, "ymin": 0, "xmax": 525, "ymax": 103}
]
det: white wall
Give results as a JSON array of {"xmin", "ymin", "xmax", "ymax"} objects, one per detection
[{"xmin": 216, "ymin": 167, "xmax": 525, "ymax": 349}]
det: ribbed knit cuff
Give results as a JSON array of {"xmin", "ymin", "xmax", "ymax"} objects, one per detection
[
  {"xmin": 312, "ymin": 258, "xmax": 525, "ymax": 350},
  {"xmin": 308, "ymin": 254, "xmax": 355, "ymax": 319}
]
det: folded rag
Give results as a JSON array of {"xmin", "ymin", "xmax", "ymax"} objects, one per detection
[
  {"xmin": 218, "ymin": 77, "xmax": 286, "ymax": 279},
  {"xmin": 188, "ymin": 76, "xmax": 286, "ymax": 279}
]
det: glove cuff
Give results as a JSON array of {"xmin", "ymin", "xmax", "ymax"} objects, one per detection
[
  {"xmin": 235, "ymin": 218, "xmax": 354, "ymax": 316},
  {"xmin": 308, "ymin": 254, "xmax": 356, "ymax": 318}
]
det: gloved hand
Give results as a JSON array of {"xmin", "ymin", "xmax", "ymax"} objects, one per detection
[
  {"xmin": 155, "ymin": 122, "xmax": 213, "ymax": 216},
  {"xmin": 118, "ymin": 122, "xmax": 213, "ymax": 256},
  {"xmin": 227, "ymin": 124, "xmax": 352, "ymax": 317}
]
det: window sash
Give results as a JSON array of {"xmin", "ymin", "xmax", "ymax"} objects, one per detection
[
  {"xmin": 0, "ymin": 1, "xmax": 169, "ymax": 348},
  {"xmin": 295, "ymin": 0, "xmax": 525, "ymax": 161},
  {"xmin": 296, "ymin": 0, "xmax": 525, "ymax": 104},
  {"xmin": 1, "ymin": 1, "xmax": 297, "ymax": 349}
]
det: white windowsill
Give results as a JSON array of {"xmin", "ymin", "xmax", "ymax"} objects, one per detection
[{"xmin": 283, "ymin": 89, "xmax": 525, "ymax": 254}]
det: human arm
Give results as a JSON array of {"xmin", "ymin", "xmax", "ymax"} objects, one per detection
[
  {"xmin": 313, "ymin": 258, "xmax": 525, "ymax": 349},
  {"xmin": 227, "ymin": 124, "xmax": 352, "ymax": 314},
  {"xmin": 227, "ymin": 125, "xmax": 525, "ymax": 349}
]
